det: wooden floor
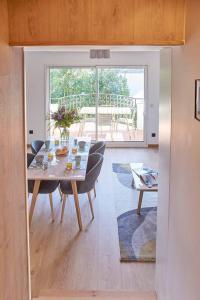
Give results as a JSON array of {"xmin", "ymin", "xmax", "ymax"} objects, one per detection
[
  {"xmin": 29, "ymin": 148, "xmax": 158, "ymax": 298},
  {"xmin": 34, "ymin": 290, "xmax": 157, "ymax": 300}
]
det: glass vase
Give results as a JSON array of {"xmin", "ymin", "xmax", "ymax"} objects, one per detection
[{"xmin": 60, "ymin": 127, "xmax": 70, "ymax": 144}]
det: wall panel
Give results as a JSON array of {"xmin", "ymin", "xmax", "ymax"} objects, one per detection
[
  {"xmin": 0, "ymin": 0, "xmax": 30, "ymax": 299},
  {"xmin": 24, "ymin": 50, "xmax": 160, "ymax": 145},
  {"xmin": 8, "ymin": 0, "xmax": 186, "ymax": 46},
  {"xmin": 156, "ymin": 48, "xmax": 171, "ymax": 300},
  {"xmin": 156, "ymin": 1, "xmax": 200, "ymax": 300},
  {"xmin": 166, "ymin": 1, "xmax": 200, "ymax": 299}
]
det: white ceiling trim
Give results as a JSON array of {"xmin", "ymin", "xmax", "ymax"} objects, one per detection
[{"xmin": 24, "ymin": 45, "xmax": 161, "ymax": 52}]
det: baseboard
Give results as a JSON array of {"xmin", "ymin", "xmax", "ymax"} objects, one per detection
[
  {"xmin": 37, "ymin": 290, "xmax": 157, "ymax": 299},
  {"xmin": 27, "ymin": 143, "xmax": 159, "ymax": 149},
  {"xmin": 148, "ymin": 144, "xmax": 159, "ymax": 148}
]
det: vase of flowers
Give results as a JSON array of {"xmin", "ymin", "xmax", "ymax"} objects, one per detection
[
  {"xmin": 59, "ymin": 126, "xmax": 70, "ymax": 142},
  {"xmin": 49, "ymin": 106, "xmax": 81, "ymax": 142}
]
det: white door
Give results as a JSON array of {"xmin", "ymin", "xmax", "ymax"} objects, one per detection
[{"xmin": 48, "ymin": 66, "xmax": 148, "ymax": 147}]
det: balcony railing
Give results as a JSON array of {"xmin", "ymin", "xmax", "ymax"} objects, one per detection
[
  {"xmin": 51, "ymin": 93, "xmax": 142, "ymax": 108},
  {"xmin": 50, "ymin": 93, "xmax": 144, "ymax": 142}
]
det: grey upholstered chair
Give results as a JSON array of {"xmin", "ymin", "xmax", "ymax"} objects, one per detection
[
  {"xmin": 60, "ymin": 153, "xmax": 104, "ymax": 223},
  {"xmin": 27, "ymin": 152, "xmax": 35, "ymax": 167},
  {"xmin": 89, "ymin": 141, "xmax": 106, "ymax": 196},
  {"xmin": 27, "ymin": 153, "xmax": 59, "ymax": 224},
  {"xmin": 31, "ymin": 140, "xmax": 44, "ymax": 155},
  {"xmin": 89, "ymin": 141, "xmax": 106, "ymax": 155}
]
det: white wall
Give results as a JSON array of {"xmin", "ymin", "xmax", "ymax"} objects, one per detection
[
  {"xmin": 24, "ymin": 50, "xmax": 160, "ymax": 145},
  {"xmin": 156, "ymin": 48, "xmax": 172, "ymax": 300},
  {"xmin": 156, "ymin": 2, "xmax": 200, "ymax": 300}
]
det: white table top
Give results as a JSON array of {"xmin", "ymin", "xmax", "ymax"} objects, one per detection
[
  {"xmin": 130, "ymin": 163, "xmax": 158, "ymax": 192},
  {"xmin": 80, "ymin": 106, "xmax": 131, "ymax": 115},
  {"xmin": 27, "ymin": 137, "xmax": 91, "ymax": 181}
]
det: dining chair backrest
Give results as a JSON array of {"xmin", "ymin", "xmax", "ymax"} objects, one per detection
[
  {"xmin": 78, "ymin": 153, "xmax": 104, "ymax": 193},
  {"xmin": 95, "ymin": 142, "xmax": 106, "ymax": 155},
  {"xmin": 31, "ymin": 140, "xmax": 44, "ymax": 155},
  {"xmin": 27, "ymin": 152, "xmax": 59, "ymax": 195},
  {"xmin": 98, "ymin": 113, "xmax": 113, "ymax": 126},
  {"xmin": 27, "ymin": 153, "xmax": 35, "ymax": 168},
  {"xmin": 89, "ymin": 141, "xmax": 106, "ymax": 155}
]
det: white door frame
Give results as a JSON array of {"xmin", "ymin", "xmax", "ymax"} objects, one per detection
[
  {"xmin": 45, "ymin": 65, "xmax": 148, "ymax": 147},
  {"xmin": 24, "ymin": 48, "xmax": 173, "ymax": 300},
  {"xmin": 155, "ymin": 47, "xmax": 172, "ymax": 299}
]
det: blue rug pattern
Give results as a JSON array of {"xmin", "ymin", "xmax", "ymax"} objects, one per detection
[{"xmin": 117, "ymin": 207, "xmax": 157, "ymax": 262}]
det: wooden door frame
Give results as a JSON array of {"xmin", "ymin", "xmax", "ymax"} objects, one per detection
[
  {"xmin": 0, "ymin": 46, "xmax": 31, "ymax": 300},
  {"xmin": 11, "ymin": 47, "xmax": 171, "ymax": 300}
]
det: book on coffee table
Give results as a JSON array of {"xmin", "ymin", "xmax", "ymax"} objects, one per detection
[
  {"xmin": 140, "ymin": 171, "xmax": 158, "ymax": 188},
  {"xmin": 130, "ymin": 163, "xmax": 158, "ymax": 215},
  {"xmin": 130, "ymin": 163, "xmax": 158, "ymax": 188}
]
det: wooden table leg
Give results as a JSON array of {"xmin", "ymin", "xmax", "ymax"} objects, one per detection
[
  {"xmin": 29, "ymin": 180, "xmax": 40, "ymax": 226},
  {"xmin": 137, "ymin": 190, "xmax": 144, "ymax": 215},
  {"xmin": 71, "ymin": 180, "xmax": 83, "ymax": 230}
]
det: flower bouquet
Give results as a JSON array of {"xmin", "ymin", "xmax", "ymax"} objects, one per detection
[{"xmin": 49, "ymin": 106, "xmax": 81, "ymax": 141}]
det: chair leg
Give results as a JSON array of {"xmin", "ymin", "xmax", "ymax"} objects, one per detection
[
  {"xmin": 71, "ymin": 181, "xmax": 83, "ymax": 230},
  {"xmin": 29, "ymin": 180, "xmax": 41, "ymax": 227},
  {"xmin": 132, "ymin": 123, "xmax": 136, "ymax": 140},
  {"xmin": 60, "ymin": 193, "xmax": 67, "ymax": 223},
  {"xmin": 87, "ymin": 191, "xmax": 94, "ymax": 219},
  {"xmin": 58, "ymin": 185, "xmax": 62, "ymax": 201},
  {"xmin": 111, "ymin": 123, "xmax": 113, "ymax": 141},
  {"xmin": 93, "ymin": 185, "xmax": 96, "ymax": 198},
  {"xmin": 126, "ymin": 118, "xmax": 131, "ymax": 140},
  {"xmin": 49, "ymin": 193, "xmax": 54, "ymax": 222},
  {"xmin": 79, "ymin": 118, "xmax": 85, "ymax": 136}
]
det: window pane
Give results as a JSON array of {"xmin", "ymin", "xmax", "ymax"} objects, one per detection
[
  {"xmin": 49, "ymin": 67, "xmax": 145, "ymax": 143},
  {"xmin": 97, "ymin": 68, "xmax": 145, "ymax": 142},
  {"xmin": 49, "ymin": 67, "xmax": 96, "ymax": 140}
]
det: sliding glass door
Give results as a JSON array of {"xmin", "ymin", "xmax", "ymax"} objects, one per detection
[
  {"xmin": 49, "ymin": 67, "xmax": 96, "ymax": 140},
  {"xmin": 97, "ymin": 67, "xmax": 145, "ymax": 145},
  {"xmin": 48, "ymin": 66, "xmax": 146, "ymax": 146}
]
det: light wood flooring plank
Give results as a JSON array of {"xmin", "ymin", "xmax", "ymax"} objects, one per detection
[{"xmin": 30, "ymin": 148, "xmax": 158, "ymax": 297}]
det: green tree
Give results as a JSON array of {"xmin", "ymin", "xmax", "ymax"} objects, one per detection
[
  {"xmin": 50, "ymin": 68, "xmax": 130, "ymax": 103},
  {"xmin": 99, "ymin": 69, "xmax": 129, "ymax": 96}
]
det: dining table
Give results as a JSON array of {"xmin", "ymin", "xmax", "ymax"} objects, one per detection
[
  {"xmin": 79, "ymin": 106, "xmax": 132, "ymax": 116},
  {"xmin": 27, "ymin": 137, "xmax": 91, "ymax": 230}
]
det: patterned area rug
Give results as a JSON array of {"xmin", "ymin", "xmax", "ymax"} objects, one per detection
[
  {"xmin": 117, "ymin": 207, "xmax": 157, "ymax": 262},
  {"xmin": 112, "ymin": 163, "xmax": 133, "ymax": 189}
]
